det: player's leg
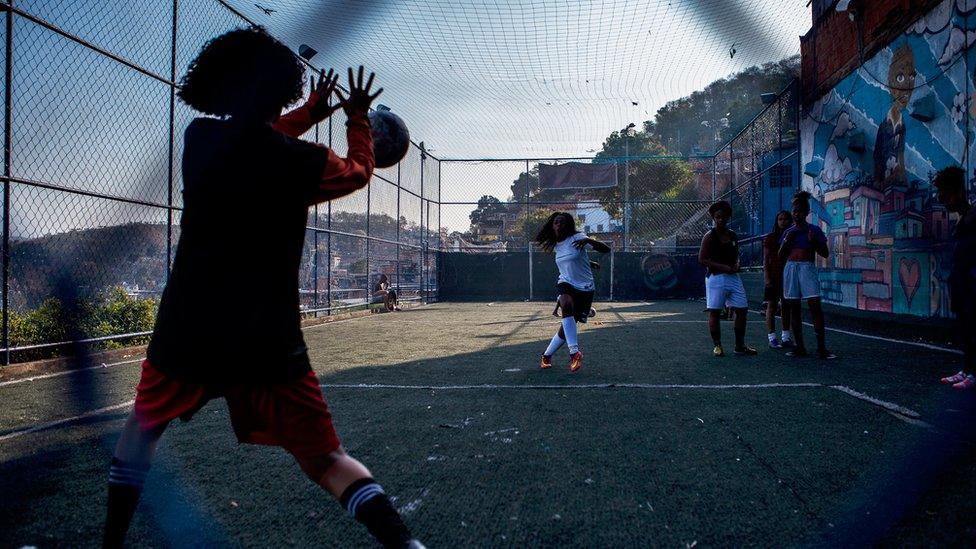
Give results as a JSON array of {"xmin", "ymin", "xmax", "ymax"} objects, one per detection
[
  {"xmin": 558, "ymin": 292, "xmax": 583, "ymax": 371},
  {"xmin": 765, "ymin": 295, "xmax": 779, "ymax": 348},
  {"xmin": 296, "ymin": 450, "xmax": 417, "ymax": 548},
  {"xmin": 807, "ymin": 297, "xmax": 835, "ymax": 359},
  {"xmin": 235, "ymin": 372, "xmax": 419, "ymax": 547},
  {"xmin": 103, "ymin": 359, "xmax": 206, "ymax": 549},
  {"xmin": 780, "ymin": 297, "xmax": 794, "ymax": 347},
  {"xmin": 707, "ymin": 308, "xmax": 723, "ymax": 356},
  {"xmin": 103, "ymin": 413, "xmax": 169, "ymax": 549},
  {"xmin": 782, "ymin": 262, "xmax": 807, "ymax": 357},
  {"xmin": 729, "ymin": 275, "xmax": 756, "ymax": 355},
  {"xmin": 705, "ymin": 275, "xmax": 725, "ymax": 356}
]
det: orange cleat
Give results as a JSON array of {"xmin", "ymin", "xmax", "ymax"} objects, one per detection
[
  {"xmin": 540, "ymin": 355, "xmax": 552, "ymax": 369},
  {"xmin": 569, "ymin": 351, "xmax": 583, "ymax": 372}
]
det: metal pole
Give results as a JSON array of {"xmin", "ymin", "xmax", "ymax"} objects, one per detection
[
  {"xmin": 396, "ymin": 162, "xmax": 401, "ymax": 299},
  {"xmin": 623, "ymin": 138, "xmax": 630, "ymax": 251},
  {"xmin": 794, "ymin": 80, "xmax": 801, "ymax": 193},
  {"xmin": 609, "ymin": 248, "xmax": 614, "ymax": 301},
  {"xmin": 326, "ymin": 111, "xmax": 333, "ymax": 315},
  {"xmin": 2, "ymin": 3, "xmax": 12, "ymax": 365},
  {"xmin": 166, "ymin": 0, "xmax": 177, "ymax": 280},
  {"xmin": 526, "ymin": 159, "xmax": 532, "ymax": 300},
  {"xmin": 312, "ymin": 78, "xmax": 319, "ymax": 316},
  {"xmin": 365, "ymin": 176, "xmax": 371, "ymax": 309},
  {"xmin": 777, "ymin": 88, "xmax": 784, "ymax": 229},
  {"xmin": 420, "ymin": 150, "xmax": 425, "ymax": 303},
  {"xmin": 437, "ymin": 159, "xmax": 441, "ymax": 301}
]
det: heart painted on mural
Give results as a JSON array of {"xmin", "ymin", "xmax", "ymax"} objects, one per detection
[{"xmin": 898, "ymin": 257, "xmax": 921, "ymax": 308}]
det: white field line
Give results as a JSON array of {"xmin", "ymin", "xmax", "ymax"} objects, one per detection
[
  {"xmin": 0, "ymin": 400, "xmax": 134, "ymax": 443},
  {"xmin": 745, "ymin": 308, "xmax": 961, "ymax": 355},
  {"xmin": 828, "ymin": 385, "xmax": 921, "ymax": 418},
  {"xmin": 0, "ymin": 306, "xmax": 434, "ymax": 389},
  {"xmin": 0, "ymin": 358, "xmax": 144, "ymax": 388},
  {"xmin": 0, "ymin": 382, "xmax": 923, "ymax": 444},
  {"xmin": 320, "ymin": 382, "xmax": 823, "ymax": 390}
]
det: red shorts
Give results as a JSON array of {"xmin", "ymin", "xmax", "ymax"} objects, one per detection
[{"xmin": 133, "ymin": 360, "xmax": 341, "ymax": 457}]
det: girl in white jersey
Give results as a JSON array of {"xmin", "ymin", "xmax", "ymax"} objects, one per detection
[{"xmin": 534, "ymin": 212, "xmax": 610, "ymax": 371}]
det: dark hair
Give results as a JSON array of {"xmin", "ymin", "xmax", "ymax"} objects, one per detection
[
  {"xmin": 534, "ymin": 212, "xmax": 576, "ymax": 252},
  {"xmin": 772, "ymin": 209, "xmax": 792, "ymax": 236},
  {"xmin": 378, "ymin": 274, "xmax": 388, "ymax": 283},
  {"xmin": 791, "ymin": 190, "xmax": 812, "ymax": 211},
  {"xmin": 708, "ymin": 200, "xmax": 732, "ymax": 217},
  {"xmin": 933, "ymin": 166, "xmax": 966, "ymax": 194},
  {"xmin": 178, "ymin": 27, "xmax": 304, "ymax": 117}
]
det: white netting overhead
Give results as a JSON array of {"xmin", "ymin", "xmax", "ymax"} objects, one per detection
[{"xmin": 225, "ymin": 0, "xmax": 809, "ymax": 159}]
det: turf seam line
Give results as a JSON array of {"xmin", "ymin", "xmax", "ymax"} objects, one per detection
[{"xmin": 0, "ymin": 400, "xmax": 134, "ymax": 442}]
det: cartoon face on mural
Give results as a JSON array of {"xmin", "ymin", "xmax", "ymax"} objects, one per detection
[{"xmin": 872, "ymin": 44, "xmax": 916, "ymax": 190}]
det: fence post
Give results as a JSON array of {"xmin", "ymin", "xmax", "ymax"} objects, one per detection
[
  {"xmin": 396, "ymin": 162, "xmax": 401, "ymax": 300},
  {"xmin": 365, "ymin": 171, "xmax": 371, "ymax": 309},
  {"xmin": 609, "ymin": 248, "xmax": 614, "ymax": 301},
  {"xmin": 437, "ymin": 159, "xmax": 441, "ymax": 301},
  {"xmin": 312, "ymin": 79, "xmax": 319, "ymax": 316},
  {"xmin": 2, "ymin": 2, "xmax": 12, "ymax": 365},
  {"xmin": 326, "ymin": 110, "xmax": 333, "ymax": 315},
  {"xmin": 167, "ymin": 0, "xmax": 177, "ymax": 281},
  {"xmin": 526, "ymin": 159, "xmax": 532, "ymax": 300},
  {"xmin": 420, "ymin": 149, "xmax": 426, "ymax": 304}
]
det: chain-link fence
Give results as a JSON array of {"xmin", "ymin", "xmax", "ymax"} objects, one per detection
[
  {"xmin": 436, "ymin": 81, "xmax": 800, "ymax": 301},
  {"xmin": 1, "ymin": 0, "xmax": 440, "ymax": 364},
  {"xmin": 4, "ymin": 0, "xmax": 798, "ymax": 364}
]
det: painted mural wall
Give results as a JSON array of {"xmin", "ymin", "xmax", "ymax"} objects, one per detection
[{"xmin": 800, "ymin": 0, "xmax": 976, "ymax": 317}]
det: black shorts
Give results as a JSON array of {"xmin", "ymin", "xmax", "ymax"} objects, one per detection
[
  {"xmin": 557, "ymin": 282, "xmax": 595, "ymax": 323},
  {"xmin": 763, "ymin": 280, "xmax": 784, "ymax": 302}
]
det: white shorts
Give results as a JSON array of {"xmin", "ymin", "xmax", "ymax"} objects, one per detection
[
  {"xmin": 705, "ymin": 273, "xmax": 748, "ymax": 310},
  {"xmin": 783, "ymin": 261, "xmax": 820, "ymax": 299}
]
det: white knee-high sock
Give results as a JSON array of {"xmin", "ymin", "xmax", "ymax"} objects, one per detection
[
  {"xmin": 544, "ymin": 332, "xmax": 564, "ymax": 356},
  {"xmin": 561, "ymin": 317, "xmax": 579, "ymax": 354}
]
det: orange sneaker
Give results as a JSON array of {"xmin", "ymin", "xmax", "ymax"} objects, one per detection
[
  {"xmin": 569, "ymin": 351, "xmax": 583, "ymax": 372},
  {"xmin": 540, "ymin": 355, "xmax": 552, "ymax": 369}
]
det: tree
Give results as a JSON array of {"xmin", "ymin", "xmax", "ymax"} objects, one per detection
[
  {"xmin": 646, "ymin": 56, "xmax": 799, "ymax": 155},
  {"xmin": 469, "ymin": 195, "xmax": 507, "ymax": 225}
]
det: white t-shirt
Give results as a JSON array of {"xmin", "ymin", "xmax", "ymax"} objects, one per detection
[{"xmin": 554, "ymin": 232, "xmax": 594, "ymax": 291}]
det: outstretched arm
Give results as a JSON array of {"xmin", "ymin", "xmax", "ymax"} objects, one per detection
[
  {"xmin": 308, "ymin": 67, "xmax": 382, "ymax": 205},
  {"xmin": 573, "ymin": 237, "xmax": 610, "ymax": 253},
  {"xmin": 273, "ymin": 69, "xmax": 341, "ymax": 138}
]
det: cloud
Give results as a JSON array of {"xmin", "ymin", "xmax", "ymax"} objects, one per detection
[
  {"xmin": 830, "ymin": 111, "xmax": 856, "ymax": 139},
  {"xmin": 938, "ymin": 26, "xmax": 976, "ymax": 64},
  {"xmin": 821, "ymin": 144, "xmax": 854, "ymax": 184},
  {"xmin": 909, "ymin": 1, "xmax": 953, "ymax": 34}
]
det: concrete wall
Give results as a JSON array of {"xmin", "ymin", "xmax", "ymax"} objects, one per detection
[{"xmin": 800, "ymin": 0, "xmax": 976, "ymax": 318}]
